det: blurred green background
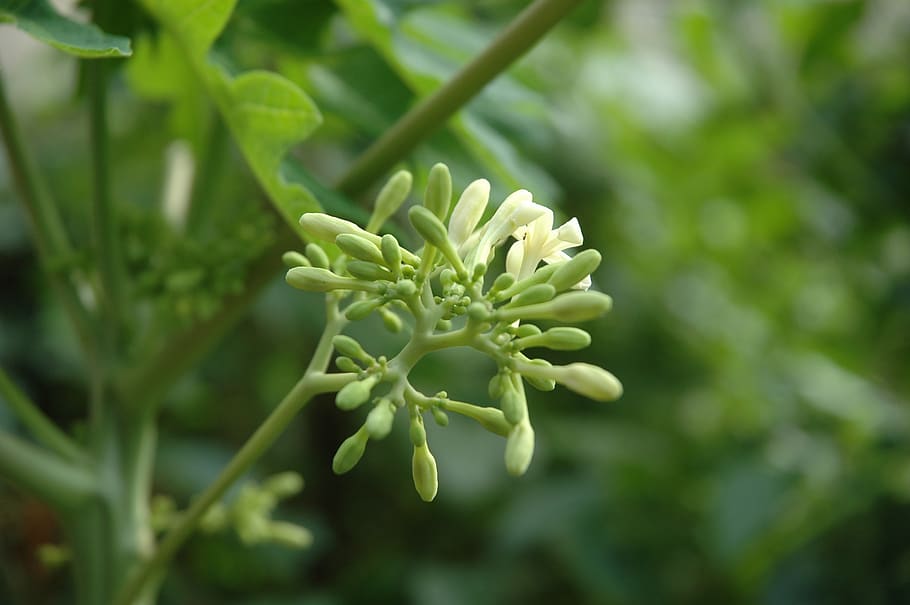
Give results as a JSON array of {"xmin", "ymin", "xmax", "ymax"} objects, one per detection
[{"xmin": 2, "ymin": 0, "xmax": 910, "ymax": 603}]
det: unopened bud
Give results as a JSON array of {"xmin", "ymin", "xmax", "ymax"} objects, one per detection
[
  {"xmin": 494, "ymin": 291, "xmax": 612, "ymax": 324},
  {"xmin": 506, "ymin": 283, "xmax": 556, "ymax": 307},
  {"xmin": 282, "ymin": 251, "xmax": 310, "ymax": 268},
  {"xmin": 286, "ymin": 267, "xmax": 379, "ymax": 293},
  {"xmin": 431, "ymin": 407, "xmax": 449, "ymax": 426},
  {"xmin": 332, "ymin": 335, "xmax": 371, "ymax": 362},
  {"xmin": 262, "ymin": 472, "xmax": 304, "ymax": 498},
  {"xmin": 395, "ymin": 279, "xmax": 417, "ymax": 297},
  {"xmin": 336, "ymin": 233, "xmax": 386, "ymax": 265},
  {"xmin": 412, "ymin": 443, "xmax": 439, "ymax": 502},
  {"xmin": 504, "ymin": 420, "xmax": 535, "ymax": 476},
  {"xmin": 409, "ymin": 206, "xmax": 467, "ymax": 277},
  {"xmin": 521, "ymin": 362, "xmax": 622, "ymax": 402},
  {"xmin": 441, "ymin": 400, "xmax": 511, "ymax": 436},
  {"xmin": 335, "ymin": 375, "xmax": 378, "ymax": 410},
  {"xmin": 516, "ymin": 327, "xmax": 591, "ymax": 351},
  {"xmin": 490, "ymin": 272, "xmax": 516, "ymax": 294},
  {"xmin": 300, "ymin": 213, "xmax": 381, "ymax": 245},
  {"xmin": 266, "ymin": 521, "xmax": 313, "ymax": 549},
  {"xmin": 381, "ymin": 234, "xmax": 402, "ymax": 274},
  {"xmin": 368, "ymin": 170, "xmax": 412, "ymax": 232},
  {"xmin": 500, "ymin": 381, "xmax": 527, "ymax": 425},
  {"xmin": 378, "ymin": 307, "xmax": 403, "ymax": 332},
  {"xmin": 424, "ymin": 163, "xmax": 452, "ymax": 219},
  {"xmin": 305, "ymin": 243, "xmax": 330, "ymax": 269},
  {"xmin": 409, "ymin": 414, "xmax": 427, "ymax": 447},
  {"xmin": 332, "ymin": 427, "xmax": 369, "ymax": 474},
  {"xmin": 345, "ymin": 297, "xmax": 383, "ymax": 320},
  {"xmin": 514, "ymin": 324, "xmax": 541, "ymax": 338},
  {"xmin": 522, "ymin": 359, "xmax": 556, "ymax": 391},
  {"xmin": 365, "ymin": 399, "xmax": 396, "ymax": 439},
  {"xmin": 548, "ymin": 249, "xmax": 600, "ymax": 291},
  {"xmin": 335, "ymin": 356, "xmax": 361, "ymax": 373},
  {"xmin": 346, "ymin": 260, "xmax": 393, "ymax": 281}
]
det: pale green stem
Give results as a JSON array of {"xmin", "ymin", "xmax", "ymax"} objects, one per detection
[
  {"xmin": 336, "ymin": 0, "xmax": 584, "ymax": 195},
  {"xmin": 0, "ymin": 430, "xmax": 96, "ymax": 509},
  {"xmin": 0, "ymin": 367, "xmax": 84, "ymax": 462}
]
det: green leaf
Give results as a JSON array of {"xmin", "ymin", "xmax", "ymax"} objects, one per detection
[{"xmin": 0, "ymin": 0, "xmax": 131, "ymax": 58}]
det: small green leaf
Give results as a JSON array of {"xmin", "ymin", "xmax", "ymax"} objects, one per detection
[
  {"xmin": 142, "ymin": 0, "xmax": 235, "ymax": 59},
  {"xmin": 0, "ymin": 0, "xmax": 131, "ymax": 58}
]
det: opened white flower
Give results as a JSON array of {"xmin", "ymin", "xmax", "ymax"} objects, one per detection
[
  {"xmin": 506, "ymin": 211, "xmax": 592, "ymax": 290},
  {"xmin": 459, "ymin": 189, "xmax": 550, "ymax": 270}
]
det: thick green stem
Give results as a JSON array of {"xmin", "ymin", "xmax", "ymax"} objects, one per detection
[
  {"xmin": 0, "ymin": 430, "xmax": 96, "ymax": 508},
  {"xmin": 0, "ymin": 367, "xmax": 84, "ymax": 462},
  {"xmin": 0, "ymin": 70, "xmax": 95, "ymax": 354},
  {"xmin": 336, "ymin": 0, "xmax": 583, "ymax": 195}
]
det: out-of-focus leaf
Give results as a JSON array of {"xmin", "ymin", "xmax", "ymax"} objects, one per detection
[{"xmin": 0, "ymin": 0, "xmax": 131, "ymax": 57}]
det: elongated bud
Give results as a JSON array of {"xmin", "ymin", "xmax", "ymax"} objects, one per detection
[
  {"xmin": 504, "ymin": 420, "xmax": 535, "ymax": 476},
  {"xmin": 365, "ymin": 399, "xmax": 396, "ymax": 439},
  {"xmin": 368, "ymin": 170, "xmax": 412, "ymax": 232},
  {"xmin": 266, "ymin": 521, "xmax": 313, "ymax": 549},
  {"xmin": 412, "ymin": 443, "xmax": 438, "ymax": 502},
  {"xmin": 521, "ymin": 361, "xmax": 622, "ymax": 402},
  {"xmin": 335, "ymin": 356, "xmax": 361, "ymax": 372},
  {"xmin": 431, "ymin": 407, "xmax": 449, "ymax": 426},
  {"xmin": 345, "ymin": 298, "xmax": 382, "ymax": 321},
  {"xmin": 449, "ymin": 179, "xmax": 490, "ymax": 247},
  {"xmin": 409, "ymin": 206, "xmax": 467, "ymax": 277},
  {"xmin": 282, "ymin": 251, "xmax": 310, "ymax": 268},
  {"xmin": 516, "ymin": 327, "xmax": 591, "ymax": 351},
  {"xmin": 496, "ymin": 262, "xmax": 562, "ymax": 300},
  {"xmin": 395, "ymin": 279, "xmax": 417, "ymax": 297},
  {"xmin": 500, "ymin": 386, "xmax": 526, "ymax": 425},
  {"xmin": 286, "ymin": 267, "xmax": 378, "ymax": 293},
  {"xmin": 305, "ymin": 243, "xmax": 330, "ymax": 269},
  {"xmin": 381, "ymin": 234, "xmax": 402, "ymax": 275},
  {"xmin": 335, "ymin": 233, "xmax": 386, "ymax": 266},
  {"xmin": 262, "ymin": 472, "xmax": 304, "ymax": 498},
  {"xmin": 332, "ymin": 335, "xmax": 372, "ymax": 362},
  {"xmin": 346, "ymin": 260, "xmax": 393, "ymax": 281},
  {"xmin": 301, "ymin": 213, "xmax": 382, "ymax": 246},
  {"xmin": 514, "ymin": 324, "xmax": 541, "ymax": 338},
  {"xmin": 488, "ymin": 373, "xmax": 505, "ymax": 399},
  {"xmin": 490, "ymin": 272, "xmax": 516, "ymax": 295},
  {"xmin": 494, "ymin": 291, "xmax": 612, "ymax": 324},
  {"xmin": 378, "ymin": 307, "xmax": 403, "ymax": 332},
  {"xmin": 548, "ymin": 249, "xmax": 601, "ymax": 291},
  {"xmin": 335, "ymin": 375, "xmax": 379, "ymax": 410},
  {"xmin": 409, "ymin": 414, "xmax": 427, "ymax": 447},
  {"xmin": 522, "ymin": 359, "xmax": 556, "ymax": 391},
  {"xmin": 441, "ymin": 400, "xmax": 511, "ymax": 436},
  {"xmin": 332, "ymin": 427, "xmax": 369, "ymax": 474},
  {"xmin": 424, "ymin": 163, "xmax": 452, "ymax": 219},
  {"xmin": 506, "ymin": 284, "xmax": 556, "ymax": 308}
]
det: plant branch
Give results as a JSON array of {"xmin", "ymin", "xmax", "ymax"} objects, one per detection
[
  {"xmin": 0, "ymin": 430, "xmax": 96, "ymax": 509},
  {"xmin": 335, "ymin": 0, "xmax": 584, "ymax": 195},
  {"xmin": 0, "ymin": 367, "xmax": 84, "ymax": 462},
  {"xmin": 0, "ymin": 70, "xmax": 95, "ymax": 354}
]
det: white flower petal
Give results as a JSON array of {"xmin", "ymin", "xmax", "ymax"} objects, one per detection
[
  {"xmin": 556, "ymin": 218, "xmax": 583, "ymax": 247},
  {"xmin": 506, "ymin": 240, "xmax": 525, "ymax": 278},
  {"xmin": 448, "ymin": 179, "xmax": 490, "ymax": 248}
]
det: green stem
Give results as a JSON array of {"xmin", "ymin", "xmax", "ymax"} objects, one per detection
[
  {"xmin": 115, "ymin": 318, "xmax": 355, "ymax": 605},
  {"xmin": 186, "ymin": 114, "xmax": 228, "ymax": 233},
  {"xmin": 335, "ymin": 0, "xmax": 583, "ymax": 195},
  {"xmin": 0, "ymin": 70, "xmax": 95, "ymax": 354},
  {"xmin": 0, "ymin": 430, "xmax": 96, "ymax": 509},
  {"xmin": 0, "ymin": 367, "xmax": 84, "ymax": 462}
]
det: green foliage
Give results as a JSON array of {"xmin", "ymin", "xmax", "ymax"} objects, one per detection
[{"xmin": 0, "ymin": 0, "xmax": 131, "ymax": 57}]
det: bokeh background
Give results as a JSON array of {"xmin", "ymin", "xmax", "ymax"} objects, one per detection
[{"xmin": 2, "ymin": 0, "xmax": 910, "ymax": 603}]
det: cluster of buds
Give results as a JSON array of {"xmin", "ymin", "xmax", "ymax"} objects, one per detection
[{"xmin": 285, "ymin": 164, "xmax": 621, "ymax": 501}]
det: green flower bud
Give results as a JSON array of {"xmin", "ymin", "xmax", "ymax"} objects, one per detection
[
  {"xmin": 332, "ymin": 427, "xmax": 369, "ymax": 474},
  {"xmin": 333, "ymin": 335, "xmax": 372, "ymax": 362},
  {"xmin": 262, "ymin": 471, "xmax": 304, "ymax": 498},
  {"xmin": 494, "ymin": 291, "xmax": 612, "ymax": 324},
  {"xmin": 281, "ymin": 251, "xmax": 311, "ymax": 268},
  {"xmin": 500, "ymin": 383, "xmax": 527, "ymax": 425},
  {"xmin": 431, "ymin": 407, "xmax": 449, "ymax": 426},
  {"xmin": 365, "ymin": 399, "xmax": 396, "ymax": 439},
  {"xmin": 412, "ymin": 443, "xmax": 438, "ymax": 502},
  {"xmin": 336, "ymin": 233, "xmax": 386, "ymax": 265},
  {"xmin": 488, "ymin": 373, "xmax": 505, "ymax": 399},
  {"xmin": 490, "ymin": 272, "xmax": 516, "ymax": 294},
  {"xmin": 335, "ymin": 375, "xmax": 379, "ymax": 410},
  {"xmin": 368, "ymin": 169, "xmax": 412, "ymax": 232},
  {"xmin": 305, "ymin": 243, "xmax": 330, "ymax": 269},
  {"xmin": 381, "ymin": 234, "xmax": 402, "ymax": 275},
  {"xmin": 345, "ymin": 298, "xmax": 383, "ymax": 321},
  {"xmin": 515, "ymin": 327, "xmax": 591, "ymax": 351},
  {"xmin": 504, "ymin": 420, "xmax": 535, "ymax": 477},
  {"xmin": 467, "ymin": 302, "xmax": 490, "ymax": 322},
  {"xmin": 300, "ymin": 213, "xmax": 382, "ymax": 246},
  {"xmin": 548, "ymin": 249, "xmax": 601, "ymax": 292},
  {"xmin": 378, "ymin": 307, "xmax": 403, "ymax": 332},
  {"xmin": 436, "ymin": 318, "xmax": 452, "ymax": 331},
  {"xmin": 346, "ymin": 260, "xmax": 393, "ymax": 282},
  {"xmin": 506, "ymin": 283, "xmax": 556, "ymax": 308},
  {"xmin": 424, "ymin": 163, "xmax": 452, "ymax": 219},
  {"xmin": 514, "ymin": 324, "xmax": 541, "ymax": 338},
  {"xmin": 408, "ymin": 206, "xmax": 467, "ymax": 277},
  {"xmin": 286, "ymin": 267, "xmax": 378, "ymax": 293},
  {"xmin": 497, "ymin": 262, "xmax": 562, "ymax": 300},
  {"xmin": 335, "ymin": 356, "xmax": 361, "ymax": 373},
  {"xmin": 395, "ymin": 279, "xmax": 417, "ymax": 297},
  {"xmin": 266, "ymin": 521, "xmax": 313, "ymax": 549},
  {"xmin": 441, "ymin": 400, "xmax": 511, "ymax": 436},
  {"xmin": 521, "ymin": 358, "xmax": 556, "ymax": 391},
  {"xmin": 409, "ymin": 414, "xmax": 427, "ymax": 447},
  {"xmin": 553, "ymin": 363, "xmax": 623, "ymax": 401}
]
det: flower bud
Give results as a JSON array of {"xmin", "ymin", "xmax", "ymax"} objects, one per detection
[
  {"xmin": 504, "ymin": 420, "xmax": 535, "ymax": 477},
  {"xmin": 395, "ymin": 279, "xmax": 417, "ymax": 297},
  {"xmin": 412, "ymin": 443, "xmax": 438, "ymax": 502},
  {"xmin": 332, "ymin": 427, "xmax": 369, "ymax": 474},
  {"xmin": 496, "ymin": 262, "xmax": 561, "ymax": 300},
  {"xmin": 282, "ymin": 251, "xmax": 310, "ymax": 268},
  {"xmin": 368, "ymin": 169, "xmax": 412, "ymax": 232},
  {"xmin": 500, "ymin": 381, "xmax": 527, "ymax": 425},
  {"xmin": 521, "ymin": 358, "xmax": 556, "ymax": 391},
  {"xmin": 365, "ymin": 399, "xmax": 396, "ymax": 439},
  {"xmin": 424, "ymin": 162, "xmax": 452, "ymax": 220},
  {"xmin": 335, "ymin": 356, "xmax": 361, "ymax": 373},
  {"xmin": 506, "ymin": 284, "xmax": 556, "ymax": 308},
  {"xmin": 408, "ymin": 206, "xmax": 467, "ymax": 277},
  {"xmin": 262, "ymin": 471, "xmax": 304, "ymax": 499},
  {"xmin": 335, "ymin": 375, "xmax": 378, "ymax": 410},
  {"xmin": 515, "ymin": 327, "xmax": 591, "ymax": 351},
  {"xmin": 514, "ymin": 324, "xmax": 541, "ymax": 338},
  {"xmin": 449, "ymin": 179, "xmax": 490, "ymax": 248},
  {"xmin": 286, "ymin": 267, "xmax": 379, "ymax": 293},
  {"xmin": 441, "ymin": 400, "xmax": 511, "ymax": 436},
  {"xmin": 552, "ymin": 363, "xmax": 623, "ymax": 401},
  {"xmin": 332, "ymin": 335, "xmax": 371, "ymax": 362},
  {"xmin": 431, "ymin": 407, "xmax": 449, "ymax": 426},
  {"xmin": 548, "ymin": 249, "xmax": 601, "ymax": 291},
  {"xmin": 266, "ymin": 521, "xmax": 313, "ymax": 549},
  {"xmin": 381, "ymin": 234, "xmax": 402, "ymax": 274},
  {"xmin": 488, "ymin": 373, "xmax": 505, "ymax": 399},
  {"xmin": 300, "ymin": 213, "xmax": 382, "ymax": 246},
  {"xmin": 494, "ymin": 291, "xmax": 612, "ymax": 324},
  {"xmin": 305, "ymin": 243, "xmax": 330, "ymax": 269},
  {"xmin": 409, "ymin": 414, "xmax": 427, "ymax": 447},
  {"xmin": 346, "ymin": 260, "xmax": 393, "ymax": 282},
  {"xmin": 378, "ymin": 307, "xmax": 403, "ymax": 332},
  {"xmin": 345, "ymin": 298, "xmax": 383, "ymax": 320},
  {"xmin": 490, "ymin": 272, "xmax": 516, "ymax": 294},
  {"xmin": 336, "ymin": 233, "xmax": 386, "ymax": 266}
]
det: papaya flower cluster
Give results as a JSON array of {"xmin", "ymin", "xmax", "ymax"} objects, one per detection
[{"xmin": 284, "ymin": 164, "xmax": 622, "ymax": 501}]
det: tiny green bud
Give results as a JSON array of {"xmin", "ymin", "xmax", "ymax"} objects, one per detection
[
  {"xmin": 504, "ymin": 420, "xmax": 535, "ymax": 477},
  {"xmin": 286, "ymin": 267, "xmax": 379, "ymax": 293},
  {"xmin": 262, "ymin": 472, "xmax": 304, "ymax": 498},
  {"xmin": 346, "ymin": 260, "xmax": 393, "ymax": 282},
  {"xmin": 409, "ymin": 205, "xmax": 449, "ymax": 249},
  {"xmin": 409, "ymin": 414, "xmax": 427, "ymax": 447},
  {"xmin": 282, "ymin": 251, "xmax": 311, "ymax": 268},
  {"xmin": 494, "ymin": 291, "xmax": 612, "ymax": 324},
  {"xmin": 521, "ymin": 359, "xmax": 556, "ymax": 391},
  {"xmin": 369, "ymin": 169, "xmax": 412, "ymax": 231},
  {"xmin": 412, "ymin": 443, "xmax": 439, "ymax": 502},
  {"xmin": 506, "ymin": 284, "xmax": 557, "ymax": 307},
  {"xmin": 305, "ymin": 243, "xmax": 330, "ymax": 269},
  {"xmin": 467, "ymin": 302, "xmax": 489, "ymax": 322},
  {"xmin": 441, "ymin": 400, "xmax": 511, "ymax": 436},
  {"xmin": 395, "ymin": 279, "xmax": 417, "ymax": 297},
  {"xmin": 431, "ymin": 407, "xmax": 449, "ymax": 426},
  {"xmin": 266, "ymin": 521, "xmax": 314, "ymax": 549},
  {"xmin": 300, "ymin": 213, "xmax": 382, "ymax": 246},
  {"xmin": 381, "ymin": 234, "xmax": 402, "ymax": 274},
  {"xmin": 365, "ymin": 399, "xmax": 396, "ymax": 439},
  {"xmin": 378, "ymin": 307, "xmax": 403, "ymax": 332},
  {"xmin": 345, "ymin": 298, "xmax": 383, "ymax": 321},
  {"xmin": 491, "ymin": 272, "xmax": 516, "ymax": 294},
  {"xmin": 514, "ymin": 324, "xmax": 541, "ymax": 338},
  {"xmin": 332, "ymin": 427, "xmax": 370, "ymax": 474},
  {"xmin": 335, "ymin": 356, "xmax": 361, "ymax": 373},
  {"xmin": 500, "ymin": 385, "xmax": 527, "ymax": 425},
  {"xmin": 336, "ymin": 233, "xmax": 386, "ymax": 265},
  {"xmin": 516, "ymin": 327, "xmax": 592, "ymax": 351},
  {"xmin": 424, "ymin": 163, "xmax": 452, "ymax": 219},
  {"xmin": 436, "ymin": 318, "xmax": 452, "ymax": 331},
  {"xmin": 472, "ymin": 262, "xmax": 487, "ymax": 281},
  {"xmin": 497, "ymin": 262, "xmax": 562, "ymax": 300},
  {"xmin": 548, "ymin": 249, "xmax": 601, "ymax": 291},
  {"xmin": 488, "ymin": 373, "xmax": 505, "ymax": 399},
  {"xmin": 335, "ymin": 375, "xmax": 378, "ymax": 410},
  {"xmin": 332, "ymin": 335, "xmax": 371, "ymax": 362}
]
